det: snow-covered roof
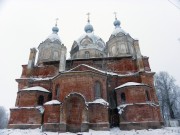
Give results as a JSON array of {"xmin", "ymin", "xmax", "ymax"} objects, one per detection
[
  {"xmin": 21, "ymin": 86, "xmax": 50, "ymax": 93},
  {"xmin": 88, "ymin": 98, "xmax": 109, "ymax": 106},
  {"xmin": 73, "ymin": 32, "xmax": 105, "ymax": 52},
  {"xmin": 10, "ymin": 106, "xmax": 44, "ymax": 114},
  {"xmin": 76, "ymin": 33, "xmax": 100, "ymax": 44},
  {"xmin": 44, "ymin": 100, "xmax": 61, "ymax": 105},
  {"xmin": 112, "ymin": 27, "xmax": 127, "ymax": 36},
  {"xmin": 115, "ymin": 82, "xmax": 149, "ymax": 90},
  {"xmin": 47, "ymin": 33, "xmax": 61, "ymax": 42},
  {"xmin": 17, "ymin": 77, "xmax": 53, "ymax": 81},
  {"xmin": 66, "ymin": 64, "xmax": 138, "ymax": 77}
]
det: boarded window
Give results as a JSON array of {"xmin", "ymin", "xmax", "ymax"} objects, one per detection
[
  {"xmin": 94, "ymin": 81, "xmax": 101, "ymax": 99},
  {"xmin": 55, "ymin": 85, "xmax": 60, "ymax": 99},
  {"xmin": 121, "ymin": 93, "xmax": 126, "ymax": 103},
  {"xmin": 145, "ymin": 90, "xmax": 150, "ymax": 101}
]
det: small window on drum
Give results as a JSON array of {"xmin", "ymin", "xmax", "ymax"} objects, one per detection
[
  {"xmin": 121, "ymin": 92, "xmax": 126, "ymax": 103},
  {"xmin": 85, "ymin": 51, "xmax": 90, "ymax": 59}
]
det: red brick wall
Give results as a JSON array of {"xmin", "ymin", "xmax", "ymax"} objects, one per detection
[
  {"xmin": 116, "ymin": 86, "xmax": 151, "ymax": 105},
  {"xmin": 16, "ymin": 91, "xmax": 49, "ymax": 107},
  {"xmin": 143, "ymin": 57, "xmax": 151, "ymax": 71},
  {"xmin": 53, "ymin": 72, "xmax": 107, "ymax": 102},
  {"xmin": 21, "ymin": 65, "xmax": 59, "ymax": 78},
  {"xmin": 9, "ymin": 108, "xmax": 42, "ymax": 124},
  {"xmin": 66, "ymin": 57, "xmax": 138, "ymax": 73},
  {"xmin": 120, "ymin": 104, "xmax": 161, "ymax": 122},
  {"xmin": 44, "ymin": 105, "xmax": 60, "ymax": 123},
  {"xmin": 106, "ymin": 59, "xmax": 137, "ymax": 73},
  {"xmin": 88, "ymin": 104, "xmax": 109, "ymax": 123}
]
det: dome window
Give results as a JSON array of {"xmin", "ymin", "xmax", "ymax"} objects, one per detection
[{"xmin": 85, "ymin": 51, "xmax": 90, "ymax": 59}]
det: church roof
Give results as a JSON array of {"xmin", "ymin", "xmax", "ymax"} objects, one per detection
[
  {"xmin": 111, "ymin": 17, "xmax": 128, "ymax": 36},
  {"xmin": 88, "ymin": 98, "xmax": 109, "ymax": 106},
  {"xmin": 47, "ymin": 33, "xmax": 61, "ymax": 42},
  {"xmin": 44, "ymin": 100, "xmax": 61, "ymax": 105},
  {"xmin": 115, "ymin": 82, "xmax": 150, "ymax": 90},
  {"xmin": 71, "ymin": 17, "xmax": 105, "ymax": 54},
  {"xmin": 46, "ymin": 21, "xmax": 61, "ymax": 42},
  {"xmin": 63, "ymin": 64, "xmax": 139, "ymax": 77},
  {"xmin": 21, "ymin": 86, "xmax": 50, "ymax": 93}
]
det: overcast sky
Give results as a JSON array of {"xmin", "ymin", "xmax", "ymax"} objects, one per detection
[{"xmin": 0, "ymin": 0, "xmax": 180, "ymax": 109}]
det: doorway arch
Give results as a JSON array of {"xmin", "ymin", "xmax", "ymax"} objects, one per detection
[{"xmin": 64, "ymin": 93, "xmax": 87, "ymax": 132}]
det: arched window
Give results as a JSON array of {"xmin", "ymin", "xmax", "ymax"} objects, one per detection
[
  {"xmin": 48, "ymin": 93, "xmax": 52, "ymax": 101},
  {"xmin": 94, "ymin": 81, "xmax": 101, "ymax": 99},
  {"xmin": 38, "ymin": 95, "xmax": 44, "ymax": 105},
  {"xmin": 121, "ymin": 92, "xmax": 126, "ymax": 103},
  {"xmin": 85, "ymin": 51, "xmax": 90, "ymax": 59},
  {"xmin": 55, "ymin": 85, "xmax": 60, "ymax": 99},
  {"xmin": 145, "ymin": 90, "xmax": 150, "ymax": 101}
]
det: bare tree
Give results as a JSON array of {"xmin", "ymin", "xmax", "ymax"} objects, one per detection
[
  {"xmin": 168, "ymin": 0, "xmax": 180, "ymax": 9},
  {"xmin": 0, "ymin": 106, "xmax": 8, "ymax": 129},
  {"xmin": 154, "ymin": 72, "xmax": 179, "ymax": 121}
]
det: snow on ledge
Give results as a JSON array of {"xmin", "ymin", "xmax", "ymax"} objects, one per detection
[
  {"xmin": 65, "ymin": 64, "xmax": 138, "ymax": 77},
  {"xmin": 117, "ymin": 102, "xmax": 159, "ymax": 115},
  {"xmin": 21, "ymin": 86, "xmax": 50, "ymax": 93},
  {"xmin": 88, "ymin": 98, "xmax": 109, "ymax": 106},
  {"xmin": 115, "ymin": 82, "xmax": 148, "ymax": 90},
  {"xmin": 44, "ymin": 100, "xmax": 61, "ymax": 105},
  {"xmin": 10, "ymin": 106, "xmax": 44, "ymax": 114}
]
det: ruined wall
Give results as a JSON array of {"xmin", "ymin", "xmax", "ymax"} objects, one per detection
[
  {"xmin": 16, "ymin": 91, "xmax": 49, "ymax": 107},
  {"xmin": 8, "ymin": 108, "xmax": 43, "ymax": 129},
  {"xmin": 52, "ymin": 72, "xmax": 107, "ymax": 102}
]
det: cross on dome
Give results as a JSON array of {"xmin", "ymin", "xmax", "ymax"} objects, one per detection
[
  {"xmin": 55, "ymin": 18, "xmax": 59, "ymax": 26},
  {"xmin": 113, "ymin": 12, "xmax": 121, "ymax": 28},
  {"xmin": 52, "ymin": 18, "xmax": 59, "ymax": 34},
  {"xmin": 86, "ymin": 12, "xmax": 90, "ymax": 22},
  {"xmin": 113, "ymin": 12, "xmax": 117, "ymax": 19},
  {"xmin": 84, "ymin": 12, "xmax": 94, "ymax": 33}
]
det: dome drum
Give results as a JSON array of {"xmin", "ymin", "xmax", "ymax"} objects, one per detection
[{"xmin": 71, "ymin": 49, "xmax": 106, "ymax": 59}]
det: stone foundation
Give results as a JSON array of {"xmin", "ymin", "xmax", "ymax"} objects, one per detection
[
  {"xmin": 81, "ymin": 122, "xmax": 89, "ymax": 132},
  {"xmin": 42, "ymin": 123, "xmax": 60, "ymax": 132},
  {"xmin": 8, "ymin": 124, "xmax": 41, "ymax": 129},
  {"xmin": 59, "ymin": 123, "xmax": 66, "ymax": 132},
  {"xmin": 89, "ymin": 122, "xmax": 110, "ymax": 131},
  {"xmin": 120, "ymin": 121, "xmax": 163, "ymax": 130}
]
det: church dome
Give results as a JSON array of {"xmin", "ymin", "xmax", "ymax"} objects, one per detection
[
  {"xmin": 111, "ymin": 18, "xmax": 127, "ymax": 36},
  {"xmin": 113, "ymin": 19, "xmax": 120, "ymax": 27},
  {"xmin": 70, "ymin": 18, "xmax": 106, "ymax": 59},
  {"xmin": 84, "ymin": 22, "xmax": 94, "ymax": 33},
  {"xmin": 37, "ymin": 21, "xmax": 66, "ymax": 65}
]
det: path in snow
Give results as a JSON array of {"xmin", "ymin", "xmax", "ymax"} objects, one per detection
[{"xmin": 0, "ymin": 127, "xmax": 180, "ymax": 135}]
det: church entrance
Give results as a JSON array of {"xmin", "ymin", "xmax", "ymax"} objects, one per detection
[{"xmin": 65, "ymin": 93, "xmax": 85, "ymax": 132}]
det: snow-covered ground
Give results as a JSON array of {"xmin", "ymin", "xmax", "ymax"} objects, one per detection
[{"xmin": 0, "ymin": 127, "xmax": 180, "ymax": 135}]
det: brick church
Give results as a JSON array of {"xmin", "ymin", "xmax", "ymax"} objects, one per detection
[{"xmin": 8, "ymin": 15, "xmax": 163, "ymax": 132}]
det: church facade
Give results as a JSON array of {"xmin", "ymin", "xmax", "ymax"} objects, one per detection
[{"xmin": 8, "ymin": 16, "xmax": 163, "ymax": 132}]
